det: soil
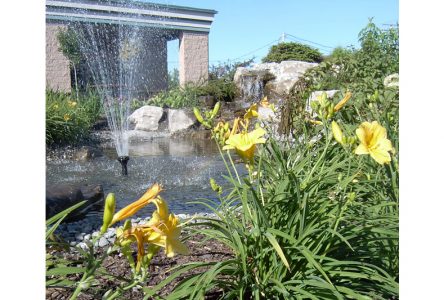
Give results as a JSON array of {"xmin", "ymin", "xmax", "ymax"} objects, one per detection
[{"xmin": 46, "ymin": 233, "xmax": 233, "ymax": 300}]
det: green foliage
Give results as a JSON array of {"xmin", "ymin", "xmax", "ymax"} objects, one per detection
[
  {"xmin": 46, "ymin": 89, "xmax": 102, "ymax": 146},
  {"xmin": 198, "ymin": 79, "xmax": 238, "ymax": 102},
  {"xmin": 305, "ymin": 20, "xmax": 399, "ymax": 92},
  {"xmin": 262, "ymin": 42, "xmax": 323, "ymax": 63},
  {"xmin": 168, "ymin": 68, "xmax": 180, "ymax": 89},
  {"xmin": 57, "ymin": 27, "xmax": 83, "ymax": 66},
  {"xmin": 143, "ymin": 85, "xmax": 200, "ymax": 109},
  {"xmin": 46, "ymin": 201, "xmax": 87, "ymax": 289},
  {"xmin": 325, "ymin": 46, "xmax": 355, "ymax": 61}
]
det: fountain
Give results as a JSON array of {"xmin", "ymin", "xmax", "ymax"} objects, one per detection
[{"xmin": 71, "ymin": 21, "xmax": 145, "ymax": 175}]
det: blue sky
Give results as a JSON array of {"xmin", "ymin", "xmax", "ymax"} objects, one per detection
[{"xmin": 164, "ymin": 0, "xmax": 398, "ymax": 70}]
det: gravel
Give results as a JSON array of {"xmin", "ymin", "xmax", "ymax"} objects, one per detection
[{"xmin": 53, "ymin": 212, "xmax": 219, "ymax": 250}]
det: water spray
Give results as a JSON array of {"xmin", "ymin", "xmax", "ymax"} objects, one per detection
[{"xmin": 117, "ymin": 156, "xmax": 130, "ymax": 176}]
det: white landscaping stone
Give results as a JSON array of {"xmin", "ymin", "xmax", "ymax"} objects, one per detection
[
  {"xmin": 168, "ymin": 109, "xmax": 196, "ymax": 133},
  {"xmin": 128, "ymin": 105, "xmax": 164, "ymax": 131}
]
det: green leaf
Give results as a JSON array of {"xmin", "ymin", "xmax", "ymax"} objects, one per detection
[
  {"xmin": 46, "ymin": 266, "xmax": 85, "ymax": 276},
  {"xmin": 265, "ymin": 230, "xmax": 290, "ymax": 271},
  {"xmin": 46, "ymin": 200, "xmax": 87, "ymax": 226}
]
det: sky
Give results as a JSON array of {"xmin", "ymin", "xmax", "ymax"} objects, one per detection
[{"xmin": 163, "ymin": 0, "xmax": 399, "ymax": 71}]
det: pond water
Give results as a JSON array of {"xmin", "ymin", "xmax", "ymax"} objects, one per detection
[{"xmin": 46, "ymin": 137, "xmax": 245, "ymax": 223}]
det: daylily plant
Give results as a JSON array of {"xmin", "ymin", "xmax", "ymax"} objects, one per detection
[{"xmin": 101, "ymin": 183, "xmax": 188, "ymax": 273}]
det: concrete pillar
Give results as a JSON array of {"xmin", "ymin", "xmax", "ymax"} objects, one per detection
[
  {"xmin": 46, "ymin": 23, "xmax": 71, "ymax": 92},
  {"xmin": 179, "ymin": 31, "xmax": 209, "ymax": 86}
]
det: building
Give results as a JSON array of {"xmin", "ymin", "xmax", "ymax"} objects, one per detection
[{"xmin": 46, "ymin": 0, "xmax": 217, "ymax": 95}]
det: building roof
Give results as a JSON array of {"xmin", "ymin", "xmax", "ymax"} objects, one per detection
[{"xmin": 46, "ymin": 0, "xmax": 217, "ymax": 32}]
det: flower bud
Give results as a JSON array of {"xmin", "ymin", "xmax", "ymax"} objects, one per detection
[
  {"xmin": 211, "ymin": 101, "xmax": 221, "ymax": 118},
  {"xmin": 331, "ymin": 121, "xmax": 344, "ymax": 145},
  {"xmin": 210, "ymin": 178, "xmax": 222, "ymax": 194},
  {"xmin": 101, "ymin": 193, "xmax": 116, "ymax": 233},
  {"xmin": 334, "ymin": 92, "xmax": 352, "ymax": 112},
  {"xmin": 193, "ymin": 107, "xmax": 204, "ymax": 124}
]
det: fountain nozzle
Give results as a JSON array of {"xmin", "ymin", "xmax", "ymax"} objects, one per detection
[{"xmin": 117, "ymin": 156, "xmax": 130, "ymax": 176}]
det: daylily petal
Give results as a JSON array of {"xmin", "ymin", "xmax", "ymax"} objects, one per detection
[
  {"xmin": 370, "ymin": 147, "xmax": 392, "ymax": 165},
  {"xmin": 166, "ymin": 239, "xmax": 189, "ymax": 257},
  {"xmin": 355, "ymin": 144, "xmax": 370, "ymax": 155},
  {"xmin": 111, "ymin": 183, "xmax": 162, "ymax": 225}
]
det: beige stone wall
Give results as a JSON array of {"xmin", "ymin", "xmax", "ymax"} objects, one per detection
[
  {"xmin": 46, "ymin": 23, "xmax": 71, "ymax": 92},
  {"xmin": 179, "ymin": 31, "xmax": 209, "ymax": 86}
]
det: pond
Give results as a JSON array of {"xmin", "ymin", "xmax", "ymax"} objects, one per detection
[{"xmin": 46, "ymin": 136, "xmax": 245, "ymax": 224}]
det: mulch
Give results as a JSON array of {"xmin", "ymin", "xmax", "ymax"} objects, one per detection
[{"xmin": 46, "ymin": 233, "xmax": 233, "ymax": 300}]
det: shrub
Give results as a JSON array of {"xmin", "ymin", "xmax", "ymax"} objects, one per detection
[
  {"xmin": 197, "ymin": 79, "xmax": 238, "ymax": 102},
  {"xmin": 46, "ymin": 89, "xmax": 102, "ymax": 145},
  {"xmin": 145, "ymin": 85, "xmax": 200, "ymax": 109},
  {"xmin": 262, "ymin": 42, "xmax": 323, "ymax": 63}
]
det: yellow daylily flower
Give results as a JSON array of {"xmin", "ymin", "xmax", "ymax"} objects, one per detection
[
  {"xmin": 145, "ymin": 213, "xmax": 189, "ymax": 258},
  {"xmin": 244, "ymin": 103, "xmax": 258, "ymax": 120},
  {"xmin": 331, "ymin": 121, "xmax": 344, "ymax": 145},
  {"xmin": 334, "ymin": 92, "xmax": 352, "ymax": 112},
  {"xmin": 63, "ymin": 114, "xmax": 71, "ymax": 121},
  {"xmin": 111, "ymin": 183, "xmax": 162, "ymax": 225},
  {"xmin": 354, "ymin": 121, "xmax": 394, "ymax": 165},
  {"xmin": 68, "ymin": 100, "xmax": 77, "ymax": 108},
  {"xmin": 223, "ymin": 127, "xmax": 267, "ymax": 163}
]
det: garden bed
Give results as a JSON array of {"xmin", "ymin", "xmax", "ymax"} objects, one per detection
[{"xmin": 46, "ymin": 234, "xmax": 233, "ymax": 300}]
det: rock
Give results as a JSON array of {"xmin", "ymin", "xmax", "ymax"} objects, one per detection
[
  {"xmin": 74, "ymin": 146, "xmax": 103, "ymax": 161},
  {"xmin": 234, "ymin": 61, "xmax": 319, "ymax": 101},
  {"xmin": 98, "ymin": 237, "xmax": 109, "ymax": 247},
  {"xmin": 168, "ymin": 109, "xmax": 196, "ymax": 133},
  {"xmin": 258, "ymin": 106, "xmax": 277, "ymax": 122},
  {"xmin": 77, "ymin": 242, "xmax": 89, "ymax": 251},
  {"xmin": 46, "ymin": 184, "xmax": 104, "ymax": 221},
  {"xmin": 128, "ymin": 105, "xmax": 165, "ymax": 131}
]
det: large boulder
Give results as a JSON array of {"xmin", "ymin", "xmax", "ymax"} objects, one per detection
[
  {"xmin": 46, "ymin": 184, "xmax": 104, "ymax": 221},
  {"xmin": 128, "ymin": 105, "xmax": 165, "ymax": 131},
  {"xmin": 234, "ymin": 61, "xmax": 319, "ymax": 101},
  {"xmin": 168, "ymin": 109, "xmax": 196, "ymax": 133}
]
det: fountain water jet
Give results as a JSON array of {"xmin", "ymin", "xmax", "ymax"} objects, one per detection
[{"xmin": 67, "ymin": 4, "xmax": 163, "ymax": 175}]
